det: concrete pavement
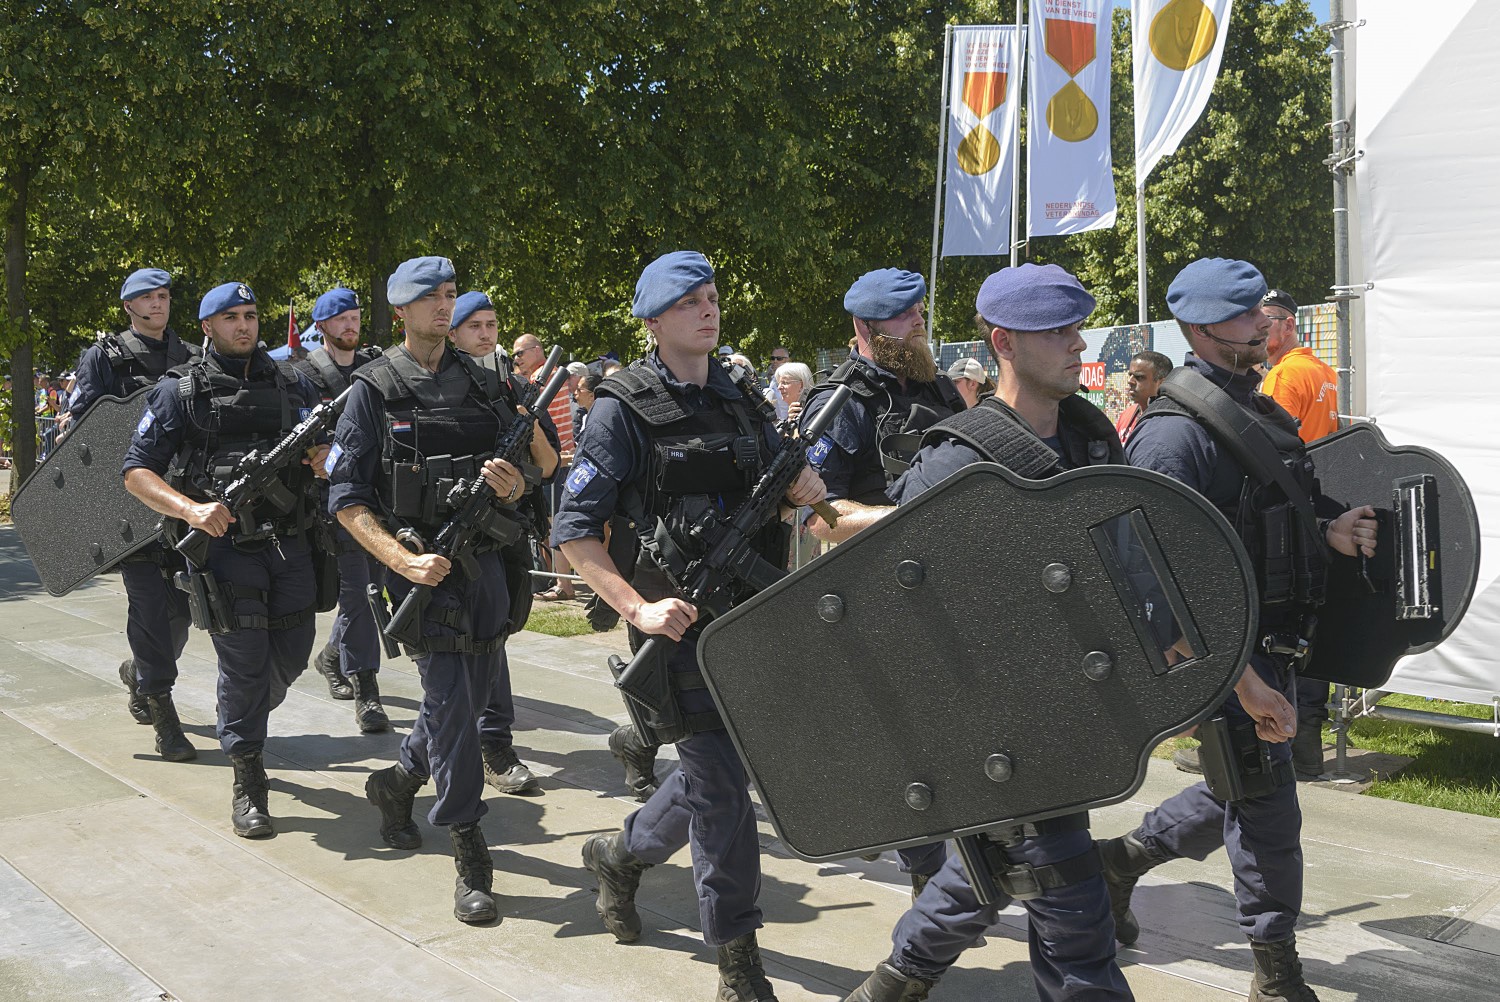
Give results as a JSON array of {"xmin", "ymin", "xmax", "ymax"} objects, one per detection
[{"xmin": 0, "ymin": 524, "xmax": 1498, "ymax": 1001}]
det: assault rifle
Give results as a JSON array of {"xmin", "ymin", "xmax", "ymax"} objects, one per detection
[
  {"xmin": 611, "ymin": 383, "xmax": 852, "ymax": 709},
  {"xmin": 382, "ymin": 347, "xmax": 566, "ymax": 650},
  {"xmin": 175, "ymin": 386, "xmax": 353, "ymax": 569}
]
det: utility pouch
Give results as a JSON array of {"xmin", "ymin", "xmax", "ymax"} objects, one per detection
[
  {"xmin": 311, "ymin": 539, "xmax": 340, "ymax": 613},
  {"xmin": 1258, "ymin": 501, "xmax": 1295, "ymax": 606},
  {"xmin": 425, "ymin": 455, "xmax": 454, "ymax": 523},
  {"xmin": 655, "ymin": 436, "xmax": 742, "ymax": 497},
  {"xmin": 1196, "ymin": 714, "xmax": 1295, "ymax": 803},
  {"xmin": 386, "ymin": 458, "xmax": 425, "ymax": 519},
  {"xmin": 174, "ymin": 568, "xmax": 236, "ymax": 635}
]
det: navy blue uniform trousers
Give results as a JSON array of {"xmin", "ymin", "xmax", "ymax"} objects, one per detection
[
  {"xmin": 390, "ymin": 549, "xmax": 509, "ymax": 828},
  {"xmin": 1134, "ymin": 654, "xmax": 1304, "ymax": 943},
  {"xmin": 207, "ymin": 535, "xmax": 317, "ymax": 755},
  {"xmin": 477, "ymin": 653, "xmax": 518, "ymax": 747},
  {"xmin": 890, "ymin": 831, "xmax": 1131, "ymax": 1000},
  {"xmin": 121, "ymin": 555, "xmax": 191, "ymax": 696},
  {"xmin": 327, "ymin": 523, "xmax": 383, "ymax": 678},
  {"xmin": 621, "ymin": 632, "xmax": 760, "ymax": 947}
]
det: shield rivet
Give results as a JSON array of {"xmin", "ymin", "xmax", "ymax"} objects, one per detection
[
  {"xmin": 1042, "ymin": 562, "xmax": 1072, "ymax": 593},
  {"xmin": 118, "ymin": 520, "xmax": 134, "ymax": 541},
  {"xmin": 79, "ymin": 445, "xmax": 92, "ymax": 465},
  {"xmin": 904, "ymin": 782, "xmax": 933, "ymax": 811},
  {"xmin": 816, "ymin": 594, "xmax": 845, "ymax": 624},
  {"xmin": 984, "ymin": 754, "xmax": 1013, "ymax": 783},
  {"xmin": 895, "ymin": 559, "xmax": 924, "ymax": 589},
  {"xmin": 1083, "ymin": 651, "xmax": 1113, "ymax": 681},
  {"xmin": 53, "ymin": 469, "xmax": 65, "ymax": 488},
  {"xmin": 89, "ymin": 543, "xmax": 104, "ymax": 562}
]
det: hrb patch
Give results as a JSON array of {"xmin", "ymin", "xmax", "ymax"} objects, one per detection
[
  {"xmin": 325, "ymin": 442, "xmax": 343, "ymax": 475},
  {"xmin": 299, "ymin": 407, "xmax": 313, "ymax": 422},
  {"xmin": 806, "ymin": 434, "xmax": 834, "ymax": 466},
  {"xmin": 565, "ymin": 457, "xmax": 600, "ymax": 496},
  {"xmin": 136, "ymin": 409, "xmax": 156, "ymax": 436}
]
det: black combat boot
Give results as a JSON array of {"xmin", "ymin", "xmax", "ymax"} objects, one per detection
[
  {"xmin": 581, "ymin": 831, "xmax": 651, "ymax": 942},
  {"xmin": 450, "ymin": 821, "xmax": 497, "ymax": 924},
  {"xmin": 716, "ymin": 931, "xmax": 778, "ymax": 1001},
  {"xmin": 229, "ymin": 751, "xmax": 274, "ymax": 838},
  {"xmin": 1249, "ymin": 936, "xmax": 1321, "ymax": 1001},
  {"xmin": 481, "ymin": 741, "xmax": 539, "ymax": 794},
  {"xmin": 146, "ymin": 693, "xmax": 197, "ymax": 762},
  {"xmin": 119, "ymin": 659, "xmax": 152, "ymax": 724},
  {"xmin": 350, "ymin": 670, "xmax": 389, "ymax": 733},
  {"xmin": 843, "ymin": 962, "xmax": 932, "ymax": 1002},
  {"xmin": 608, "ymin": 724, "xmax": 660, "ymax": 802},
  {"xmin": 1291, "ymin": 716, "xmax": 1325, "ymax": 780},
  {"xmin": 313, "ymin": 644, "xmax": 353, "ymax": 700},
  {"xmin": 365, "ymin": 762, "xmax": 425, "ymax": 849},
  {"xmin": 1097, "ymin": 829, "xmax": 1162, "ymax": 945}
]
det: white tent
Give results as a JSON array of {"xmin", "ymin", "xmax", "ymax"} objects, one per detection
[{"xmin": 1353, "ymin": 0, "xmax": 1500, "ymax": 708}]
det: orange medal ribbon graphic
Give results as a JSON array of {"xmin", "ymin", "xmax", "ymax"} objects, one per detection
[
  {"xmin": 957, "ymin": 70, "xmax": 1009, "ymax": 175},
  {"xmin": 1044, "ymin": 15, "xmax": 1099, "ymax": 143}
]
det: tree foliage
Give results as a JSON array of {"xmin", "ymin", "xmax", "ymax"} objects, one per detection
[{"xmin": 0, "ymin": 0, "xmax": 1332, "ymax": 484}]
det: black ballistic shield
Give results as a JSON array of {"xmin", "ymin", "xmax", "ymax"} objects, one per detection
[
  {"xmin": 696, "ymin": 462, "xmax": 1258, "ymax": 862},
  {"xmin": 12, "ymin": 388, "xmax": 164, "ymax": 596},
  {"xmin": 1303, "ymin": 423, "xmax": 1480, "ymax": 688}
]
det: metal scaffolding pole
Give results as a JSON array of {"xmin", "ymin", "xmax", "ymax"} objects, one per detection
[{"xmin": 928, "ymin": 25, "xmax": 954, "ymax": 342}]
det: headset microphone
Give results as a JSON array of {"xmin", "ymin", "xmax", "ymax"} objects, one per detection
[{"xmin": 1199, "ymin": 325, "xmax": 1265, "ymax": 349}]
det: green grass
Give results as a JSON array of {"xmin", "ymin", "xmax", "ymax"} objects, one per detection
[
  {"xmin": 520, "ymin": 601, "xmax": 596, "ymax": 638},
  {"xmin": 1153, "ymin": 694, "xmax": 1500, "ymax": 819}
]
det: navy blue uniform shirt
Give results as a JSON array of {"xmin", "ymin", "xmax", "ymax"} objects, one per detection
[
  {"xmin": 888, "ymin": 429, "xmax": 1067, "ymax": 506},
  {"xmin": 122, "ymin": 349, "xmax": 322, "ymax": 479},
  {"xmin": 70, "ymin": 331, "xmax": 187, "ymax": 419},
  {"xmin": 798, "ymin": 351, "xmax": 895, "ymax": 502},
  {"xmin": 551, "ymin": 352, "xmax": 778, "ymax": 546}
]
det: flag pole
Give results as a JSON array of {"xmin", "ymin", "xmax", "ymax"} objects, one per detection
[
  {"xmin": 1135, "ymin": 178, "xmax": 1148, "ymax": 323},
  {"xmin": 929, "ymin": 23, "xmax": 954, "ymax": 342},
  {"xmin": 1010, "ymin": 7, "xmax": 1027, "ymax": 267}
]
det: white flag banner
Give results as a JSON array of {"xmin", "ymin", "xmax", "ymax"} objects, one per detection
[
  {"xmin": 941, "ymin": 26, "xmax": 1023, "ymax": 257},
  {"xmin": 1133, "ymin": 0, "xmax": 1234, "ymax": 181},
  {"xmin": 1027, "ymin": 0, "xmax": 1118, "ymax": 237}
]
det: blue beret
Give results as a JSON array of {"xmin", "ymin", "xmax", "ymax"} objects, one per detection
[
  {"xmin": 387, "ymin": 256, "xmax": 456, "ymax": 307},
  {"xmin": 975, "ymin": 264, "xmax": 1095, "ymax": 331},
  {"xmin": 451, "ymin": 291, "xmax": 495, "ymax": 329},
  {"xmin": 1166, "ymin": 258, "xmax": 1268, "ymax": 325},
  {"xmin": 120, "ymin": 268, "xmax": 171, "ymax": 301},
  {"xmin": 312, "ymin": 287, "xmax": 359, "ymax": 322},
  {"xmin": 632, "ymin": 251, "xmax": 715, "ymax": 318},
  {"xmin": 844, "ymin": 269, "xmax": 927, "ymax": 321},
  {"xmin": 198, "ymin": 282, "xmax": 257, "ymax": 320}
]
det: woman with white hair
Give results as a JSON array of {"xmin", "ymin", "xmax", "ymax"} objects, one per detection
[{"xmin": 773, "ymin": 361, "xmax": 815, "ymax": 422}]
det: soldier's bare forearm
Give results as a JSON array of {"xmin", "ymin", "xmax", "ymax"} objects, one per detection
[
  {"xmin": 561, "ymin": 537, "xmax": 646, "ymax": 621},
  {"xmin": 124, "ymin": 467, "xmax": 196, "ymax": 521},
  {"xmin": 807, "ymin": 498, "xmax": 889, "ymax": 544},
  {"xmin": 337, "ymin": 504, "xmax": 409, "ymax": 572}
]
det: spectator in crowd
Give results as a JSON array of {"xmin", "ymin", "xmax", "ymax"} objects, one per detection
[
  {"xmin": 1260, "ymin": 290, "xmax": 1338, "ymax": 444},
  {"xmin": 945, "ymin": 357, "xmax": 995, "ymax": 409},
  {"xmin": 571, "ymin": 369, "xmax": 638, "ymax": 633},
  {"xmin": 513, "ymin": 332, "xmax": 575, "ymax": 601},
  {"xmin": 764, "ymin": 345, "xmax": 792, "ymax": 418},
  {"xmin": 1116, "ymin": 350, "xmax": 1173, "ymax": 445},
  {"xmin": 775, "ymin": 361, "xmax": 814, "ymax": 423}
]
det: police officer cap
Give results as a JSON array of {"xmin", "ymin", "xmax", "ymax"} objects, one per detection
[
  {"xmin": 1167, "ymin": 258, "xmax": 1268, "ymax": 324},
  {"xmin": 843, "ymin": 268, "xmax": 926, "ymax": 321},
  {"xmin": 632, "ymin": 251, "xmax": 715, "ymax": 318},
  {"xmin": 450, "ymin": 291, "xmax": 495, "ymax": 329},
  {"xmin": 198, "ymin": 282, "xmax": 257, "ymax": 320},
  {"xmin": 312, "ymin": 287, "xmax": 359, "ymax": 323},
  {"xmin": 120, "ymin": 268, "xmax": 171, "ymax": 301},
  {"xmin": 975, "ymin": 264, "xmax": 1095, "ymax": 331},
  {"xmin": 386, "ymin": 256, "xmax": 456, "ymax": 308}
]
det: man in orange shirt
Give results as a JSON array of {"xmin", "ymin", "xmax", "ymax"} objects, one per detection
[
  {"xmin": 1259, "ymin": 290, "xmax": 1339, "ymax": 444},
  {"xmin": 1260, "ymin": 288, "xmax": 1341, "ymax": 780}
]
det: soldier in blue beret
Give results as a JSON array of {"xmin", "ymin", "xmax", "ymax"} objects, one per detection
[
  {"xmin": 123, "ymin": 281, "xmax": 330, "ymax": 839},
  {"xmin": 1097, "ymin": 257, "xmax": 1379, "ymax": 1001},
  {"xmin": 329, "ymin": 256, "xmax": 557, "ymax": 924},
  {"xmin": 290, "ymin": 288, "xmax": 389, "ymax": 729},
  {"xmin": 71, "ymin": 267, "xmax": 202, "ymax": 763},
  {"xmin": 842, "ymin": 264, "xmax": 1133, "ymax": 1002},
  {"xmin": 448, "ymin": 289, "xmax": 560, "ymax": 797},
  {"xmin": 556, "ymin": 251, "xmax": 826, "ymax": 1000}
]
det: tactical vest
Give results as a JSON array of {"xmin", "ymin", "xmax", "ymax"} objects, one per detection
[
  {"xmin": 293, "ymin": 345, "xmax": 381, "ymax": 401},
  {"xmin": 99, "ymin": 329, "xmax": 199, "ymax": 395},
  {"xmin": 355, "ymin": 346, "xmax": 522, "ymax": 538},
  {"xmin": 168, "ymin": 351, "xmax": 320, "ymax": 545},
  {"xmin": 595, "ymin": 361, "xmax": 786, "ymax": 605},
  {"xmin": 804, "ymin": 355, "xmax": 965, "ymax": 504},
  {"xmin": 920, "ymin": 394, "xmax": 1122, "ymax": 478},
  {"xmin": 1140, "ymin": 367, "xmax": 1329, "ymax": 619}
]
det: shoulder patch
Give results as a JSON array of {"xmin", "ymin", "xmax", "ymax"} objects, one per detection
[
  {"xmin": 136, "ymin": 408, "xmax": 156, "ymax": 436},
  {"xmin": 325, "ymin": 442, "xmax": 343, "ymax": 475},
  {"xmin": 565, "ymin": 457, "xmax": 600, "ymax": 496},
  {"xmin": 807, "ymin": 434, "xmax": 834, "ymax": 466}
]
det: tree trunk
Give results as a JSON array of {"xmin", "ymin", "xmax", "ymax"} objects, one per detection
[
  {"xmin": 367, "ymin": 234, "xmax": 390, "ymax": 346},
  {"xmin": 4, "ymin": 163, "xmax": 34, "ymax": 487}
]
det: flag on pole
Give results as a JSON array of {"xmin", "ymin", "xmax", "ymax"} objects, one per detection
[
  {"xmin": 1027, "ymin": 0, "xmax": 1117, "ymax": 237},
  {"xmin": 1133, "ymin": 0, "xmax": 1235, "ymax": 182},
  {"xmin": 941, "ymin": 26, "xmax": 1023, "ymax": 258},
  {"xmin": 287, "ymin": 300, "xmax": 301, "ymax": 353}
]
